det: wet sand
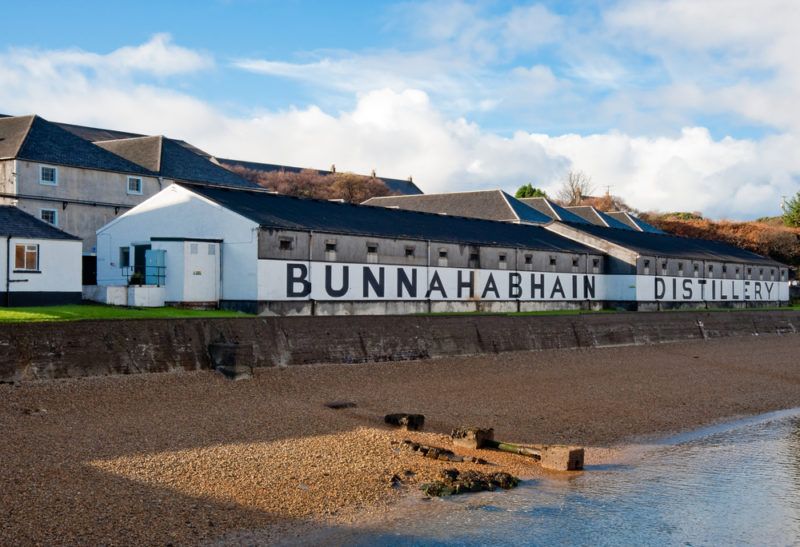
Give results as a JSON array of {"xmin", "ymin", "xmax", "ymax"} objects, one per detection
[{"xmin": 2, "ymin": 334, "xmax": 800, "ymax": 545}]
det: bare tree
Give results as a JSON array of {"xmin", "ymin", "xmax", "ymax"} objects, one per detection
[{"xmin": 556, "ymin": 171, "xmax": 595, "ymax": 206}]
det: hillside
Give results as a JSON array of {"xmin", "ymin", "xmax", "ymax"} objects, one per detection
[{"xmin": 640, "ymin": 213, "xmax": 800, "ymax": 268}]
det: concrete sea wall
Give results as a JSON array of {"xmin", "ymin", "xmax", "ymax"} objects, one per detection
[{"xmin": 1, "ymin": 310, "xmax": 798, "ymax": 382}]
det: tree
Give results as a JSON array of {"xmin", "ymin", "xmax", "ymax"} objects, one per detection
[
  {"xmin": 556, "ymin": 171, "xmax": 594, "ymax": 206},
  {"xmin": 783, "ymin": 191, "xmax": 800, "ymax": 227},
  {"xmin": 514, "ymin": 183, "xmax": 548, "ymax": 199}
]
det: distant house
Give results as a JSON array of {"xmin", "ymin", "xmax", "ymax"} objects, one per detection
[{"xmin": 0, "ymin": 205, "xmax": 82, "ymax": 306}]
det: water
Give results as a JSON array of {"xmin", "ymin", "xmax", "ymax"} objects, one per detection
[{"xmin": 349, "ymin": 409, "xmax": 800, "ymax": 546}]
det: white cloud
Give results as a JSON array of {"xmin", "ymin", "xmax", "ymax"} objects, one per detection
[{"xmin": 1, "ymin": 35, "xmax": 798, "ymax": 220}]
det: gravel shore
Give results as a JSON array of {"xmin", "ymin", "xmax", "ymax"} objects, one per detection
[{"xmin": 2, "ymin": 334, "xmax": 800, "ymax": 545}]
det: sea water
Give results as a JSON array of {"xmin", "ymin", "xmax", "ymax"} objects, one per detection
[{"xmin": 347, "ymin": 409, "xmax": 800, "ymax": 546}]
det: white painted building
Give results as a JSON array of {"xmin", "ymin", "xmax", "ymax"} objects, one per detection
[{"xmin": 1, "ymin": 205, "xmax": 82, "ymax": 306}]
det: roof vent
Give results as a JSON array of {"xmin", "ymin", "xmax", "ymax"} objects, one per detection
[{"xmin": 330, "ymin": 164, "xmax": 336, "ymax": 173}]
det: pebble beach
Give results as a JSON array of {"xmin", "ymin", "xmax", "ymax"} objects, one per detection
[{"xmin": 2, "ymin": 334, "xmax": 800, "ymax": 545}]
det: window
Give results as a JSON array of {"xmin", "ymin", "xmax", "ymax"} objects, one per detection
[
  {"xmin": 643, "ymin": 259, "xmax": 650, "ymax": 275},
  {"xmin": 190, "ymin": 243, "xmax": 199, "ymax": 255},
  {"xmin": 208, "ymin": 244, "xmax": 216, "ymax": 256},
  {"xmin": 747, "ymin": 267, "xmax": 752, "ymax": 279},
  {"xmin": 279, "ymin": 238, "xmax": 293, "ymax": 251},
  {"xmin": 771, "ymin": 269, "xmax": 775, "ymax": 280},
  {"xmin": 469, "ymin": 252, "xmax": 480, "ymax": 268},
  {"xmin": 127, "ymin": 176, "xmax": 143, "ymax": 195},
  {"xmin": 759, "ymin": 268, "xmax": 764, "ymax": 280},
  {"xmin": 592, "ymin": 258, "xmax": 600, "ymax": 273},
  {"xmin": 735, "ymin": 267, "xmax": 740, "ymax": 279},
  {"xmin": 678, "ymin": 262, "xmax": 684, "ymax": 276},
  {"xmin": 693, "ymin": 264, "xmax": 699, "ymax": 277},
  {"xmin": 572, "ymin": 256, "xmax": 579, "ymax": 272},
  {"xmin": 722, "ymin": 264, "xmax": 728, "ymax": 274},
  {"xmin": 549, "ymin": 256, "xmax": 557, "ymax": 266},
  {"xmin": 405, "ymin": 246, "xmax": 415, "ymax": 258},
  {"xmin": 119, "ymin": 247, "xmax": 130, "ymax": 268},
  {"xmin": 39, "ymin": 166, "xmax": 57, "ymax": 185},
  {"xmin": 439, "ymin": 250, "xmax": 448, "ymax": 258},
  {"xmin": 39, "ymin": 208, "xmax": 57, "ymax": 226},
  {"xmin": 367, "ymin": 243, "xmax": 378, "ymax": 263},
  {"xmin": 438, "ymin": 249, "xmax": 448, "ymax": 267},
  {"xmin": 14, "ymin": 244, "xmax": 38, "ymax": 271},
  {"xmin": 524, "ymin": 254, "xmax": 533, "ymax": 265},
  {"xmin": 708, "ymin": 265, "xmax": 714, "ymax": 276},
  {"xmin": 325, "ymin": 240, "xmax": 337, "ymax": 261},
  {"xmin": 498, "ymin": 254, "xmax": 507, "ymax": 270},
  {"xmin": 661, "ymin": 261, "xmax": 668, "ymax": 275}
]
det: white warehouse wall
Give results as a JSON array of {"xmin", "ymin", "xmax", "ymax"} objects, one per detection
[
  {"xmin": 95, "ymin": 184, "xmax": 259, "ymax": 301},
  {"xmin": 1, "ymin": 238, "xmax": 82, "ymax": 293}
]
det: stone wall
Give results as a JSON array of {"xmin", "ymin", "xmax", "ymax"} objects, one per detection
[{"xmin": 1, "ymin": 310, "xmax": 798, "ymax": 382}]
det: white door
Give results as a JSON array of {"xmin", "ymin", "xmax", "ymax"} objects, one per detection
[{"xmin": 184, "ymin": 241, "xmax": 220, "ymax": 302}]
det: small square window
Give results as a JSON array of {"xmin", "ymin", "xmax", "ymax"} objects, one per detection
[
  {"xmin": 279, "ymin": 239, "xmax": 293, "ymax": 251},
  {"xmin": 119, "ymin": 247, "xmax": 130, "ymax": 268},
  {"xmin": 439, "ymin": 250, "xmax": 448, "ymax": 258},
  {"xmin": 592, "ymin": 258, "xmax": 600, "ymax": 267},
  {"xmin": 709, "ymin": 265, "xmax": 714, "ymax": 272},
  {"xmin": 127, "ymin": 177, "xmax": 143, "ymax": 195},
  {"xmin": 190, "ymin": 243, "xmax": 199, "ymax": 255},
  {"xmin": 367, "ymin": 244, "xmax": 378, "ymax": 254},
  {"xmin": 405, "ymin": 247, "xmax": 415, "ymax": 258},
  {"xmin": 39, "ymin": 166, "xmax": 57, "ymax": 185},
  {"xmin": 572, "ymin": 257, "xmax": 579, "ymax": 267},
  {"xmin": 499, "ymin": 254, "xmax": 507, "ymax": 262},
  {"xmin": 549, "ymin": 256, "xmax": 557, "ymax": 266},
  {"xmin": 722, "ymin": 265, "xmax": 727, "ymax": 274},
  {"xmin": 644, "ymin": 259, "xmax": 650, "ymax": 268},
  {"xmin": 524, "ymin": 254, "xmax": 533, "ymax": 265},
  {"xmin": 326, "ymin": 242, "xmax": 337, "ymax": 253},
  {"xmin": 39, "ymin": 209, "xmax": 57, "ymax": 226},
  {"xmin": 14, "ymin": 244, "xmax": 38, "ymax": 271},
  {"xmin": 208, "ymin": 244, "xmax": 216, "ymax": 256}
]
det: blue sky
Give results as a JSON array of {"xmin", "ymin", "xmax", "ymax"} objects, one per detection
[{"xmin": 1, "ymin": 0, "xmax": 799, "ymax": 218}]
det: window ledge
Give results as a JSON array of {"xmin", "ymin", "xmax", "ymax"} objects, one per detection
[{"xmin": 13, "ymin": 269, "xmax": 41, "ymax": 274}]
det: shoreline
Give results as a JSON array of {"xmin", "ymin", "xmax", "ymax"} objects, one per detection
[{"xmin": 2, "ymin": 334, "xmax": 800, "ymax": 545}]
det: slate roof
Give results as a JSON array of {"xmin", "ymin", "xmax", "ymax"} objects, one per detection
[
  {"xmin": 0, "ymin": 205, "xmax": 80, "ymax": 240},
  {"xmin": 96, "ymin": 136, "xmax": 255, "ymax": 188},
  {"xmin": 606, "ymin": 211, "xmax": 665, "ymax": 234},
  {"xmin": 565, "ymin": 206, "xmax": 635, "ymax": 230},
  {"xmin": 363, "ymin": 190, "xmax": 552, "ymax": 224},
  {"xmin": 561, "ymin": 221, "xmax": 782, "ymax": 266},
  {"xmin": 216, "ymin": 158, "xmax": 423, "ymax": 195},
  {"xmin": 0, "ymin": 115, "xmax": 153, "ymax": 175},
  {"xmin": 183, "ymin": 184, "xmax": 599, "ymax": 254},
  {"xmin": 517, "ymin": 198, "xmax": 592, "ymax": 224},
  {"xmin": 56, "ymin": 121, "xmax": 213, "ymax": 158}
]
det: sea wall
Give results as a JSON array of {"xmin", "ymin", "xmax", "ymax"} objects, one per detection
[{"xmin": 1, "ymin": 310, "xmax": 798, "ymax": 382}]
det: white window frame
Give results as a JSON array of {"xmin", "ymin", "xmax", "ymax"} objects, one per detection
[
  {"xmin": 14, "ymin": 243, "xmax": 39, "ymax": 272},
  {"xmin": 39, "ymin": 165, "xmax": 58, "ymax": 186},
  {"xmin": 39, "ymin": 208, "xmax": 58, "ymax": 226},
  {"xmin": 126, "ymin": 176, "xmax": 143, "ymax": 195}
]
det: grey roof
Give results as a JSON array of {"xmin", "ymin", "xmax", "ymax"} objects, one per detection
[
  {"xmin": 56, "ymin": 121, "xmax": 213, "ymax": 158},
  {"xmin": 0, "ymin": 205, "xmax": 80, "ymax": 240},
  {"xmin": 96, "ymin": 136, "xmax": 255, "ymax": 188},
  {"xmin": 182, "ymin": 183, "xmax": 599, "ymax": 254},
  {"xmin": 561, "ymin": 221, "xmax": 783, "ymax": 266},
  {"xmin": 606, "ymin": 211, "xmax": 665, "ymax": 234},
  {"xmin": 518, "ymin": 198, "xmax": 592, "ymax": 224},
  {"xmin": 216, "ymin": 158, "xmax": 423, "ymax": 195},
  {"xmin": 363, "ymin": 190, "xmax": 552, "ymax": 224},
  {"xmin": 565, "ymin": 206, "xmax": 635, "ymax": 230},
  {"xmin": 0, "ymin": 115, "xmax": 153, "ymax": 175}
]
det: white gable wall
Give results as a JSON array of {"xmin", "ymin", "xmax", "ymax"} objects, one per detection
[
  {"xmin": 96, "ymin": 184, "xmax": 259, "ymax": 301},
  {"xmin": 1, "ymin": 237, "xmax": 82, "ymax": 295}
]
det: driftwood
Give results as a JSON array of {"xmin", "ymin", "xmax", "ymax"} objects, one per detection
[{"xmin": 450, "ymin": 427, "xmax": 584, "ymax": 471}]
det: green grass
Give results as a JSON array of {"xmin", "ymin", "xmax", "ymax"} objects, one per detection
[{"xmin": 0, "ymin": 304, "xmax": 253, "ymax": 323}]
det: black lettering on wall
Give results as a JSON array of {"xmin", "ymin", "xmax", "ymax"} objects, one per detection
[
  {"xmin": 481, "ymin": 273, "xmax": 500, "ymax": 299},
  {"xmin": 457, "ymin": 270, "xmax": 475, "ymax": 298},
  {"xmin": 766, "ymin": 282, "xmax": 774, "ymax": 298},
  {"xmin": 655, "ymin": 277, "xmax": 666, "ymax": 300},
  {"xmin": 325, "ymin": 265, "xmax": 349, "ymax": 297},
  {"xmin": 754, "ymin": 282, "xmax": 762, "ymax": 300},
  {"xmin": 362, "ymin": 266, "xmax": 385, "ymax": 298},
  {"xmin": 426, "ymin": 271, "xmax": 448, "ymax": 298},
  {"xmin": 583, "ymin": 275, "xmax": 596, "ymax": 299},
  {"xmin": 397, "ymin": 268, "xmax": 417, "ymax": 298},
  {"xmin": 287, "ymin": 263, "xmax": 311, "ymax": 297},
  {"xmin": 744, "ymin": 280, "xmax": 751, "ymax": 300},
  {"xmin": 550, "ymin": 276, "xmax": 566, "ymax": 299},
  {"xmin": 682, "ymin": 279, "xmax": 693, "ymax": 300},
  {"xmin": 509, "ymin": 273, "xmax": 522, "ymax": 298},
  {"xmin": 530, "ymin": 274, "xmax": 545, "ymax": 299}
]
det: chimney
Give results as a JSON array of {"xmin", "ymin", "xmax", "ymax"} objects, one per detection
[
  {"xmin": 331, "ymin": 164, "xmax": 336, "ymax": 173},
  {"xmin": 371, "ymin": 169, "xmax": 376, "ymax": 178},
  {"xmin": 408, "ymin": 176, "xmax": 413, "ymax": 182}
]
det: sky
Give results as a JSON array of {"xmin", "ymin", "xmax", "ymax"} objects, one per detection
[{"xmin": 1, "ymin": 0, "xmax": 799, "ymax": 219}]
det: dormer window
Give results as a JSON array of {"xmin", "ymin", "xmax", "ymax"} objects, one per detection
[
  {"xmin": 127, "ymin": 176, "xmax": 143, "ymax": 195},
  {"xmin": 39, "ymin": 166, "xmax": 57, "ymax": 186}
]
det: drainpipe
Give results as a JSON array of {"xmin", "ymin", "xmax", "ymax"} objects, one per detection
[
  {"xmin": 426, "ymin": 239, "xmax": 431, "ymax": 314},
  {"xmin": 5, "ymin": 236, "xmax": 10, "ymax": 307},
  {"xmin": 308, "ymin": 230, "xmax": 315, "ymax": 316}
]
